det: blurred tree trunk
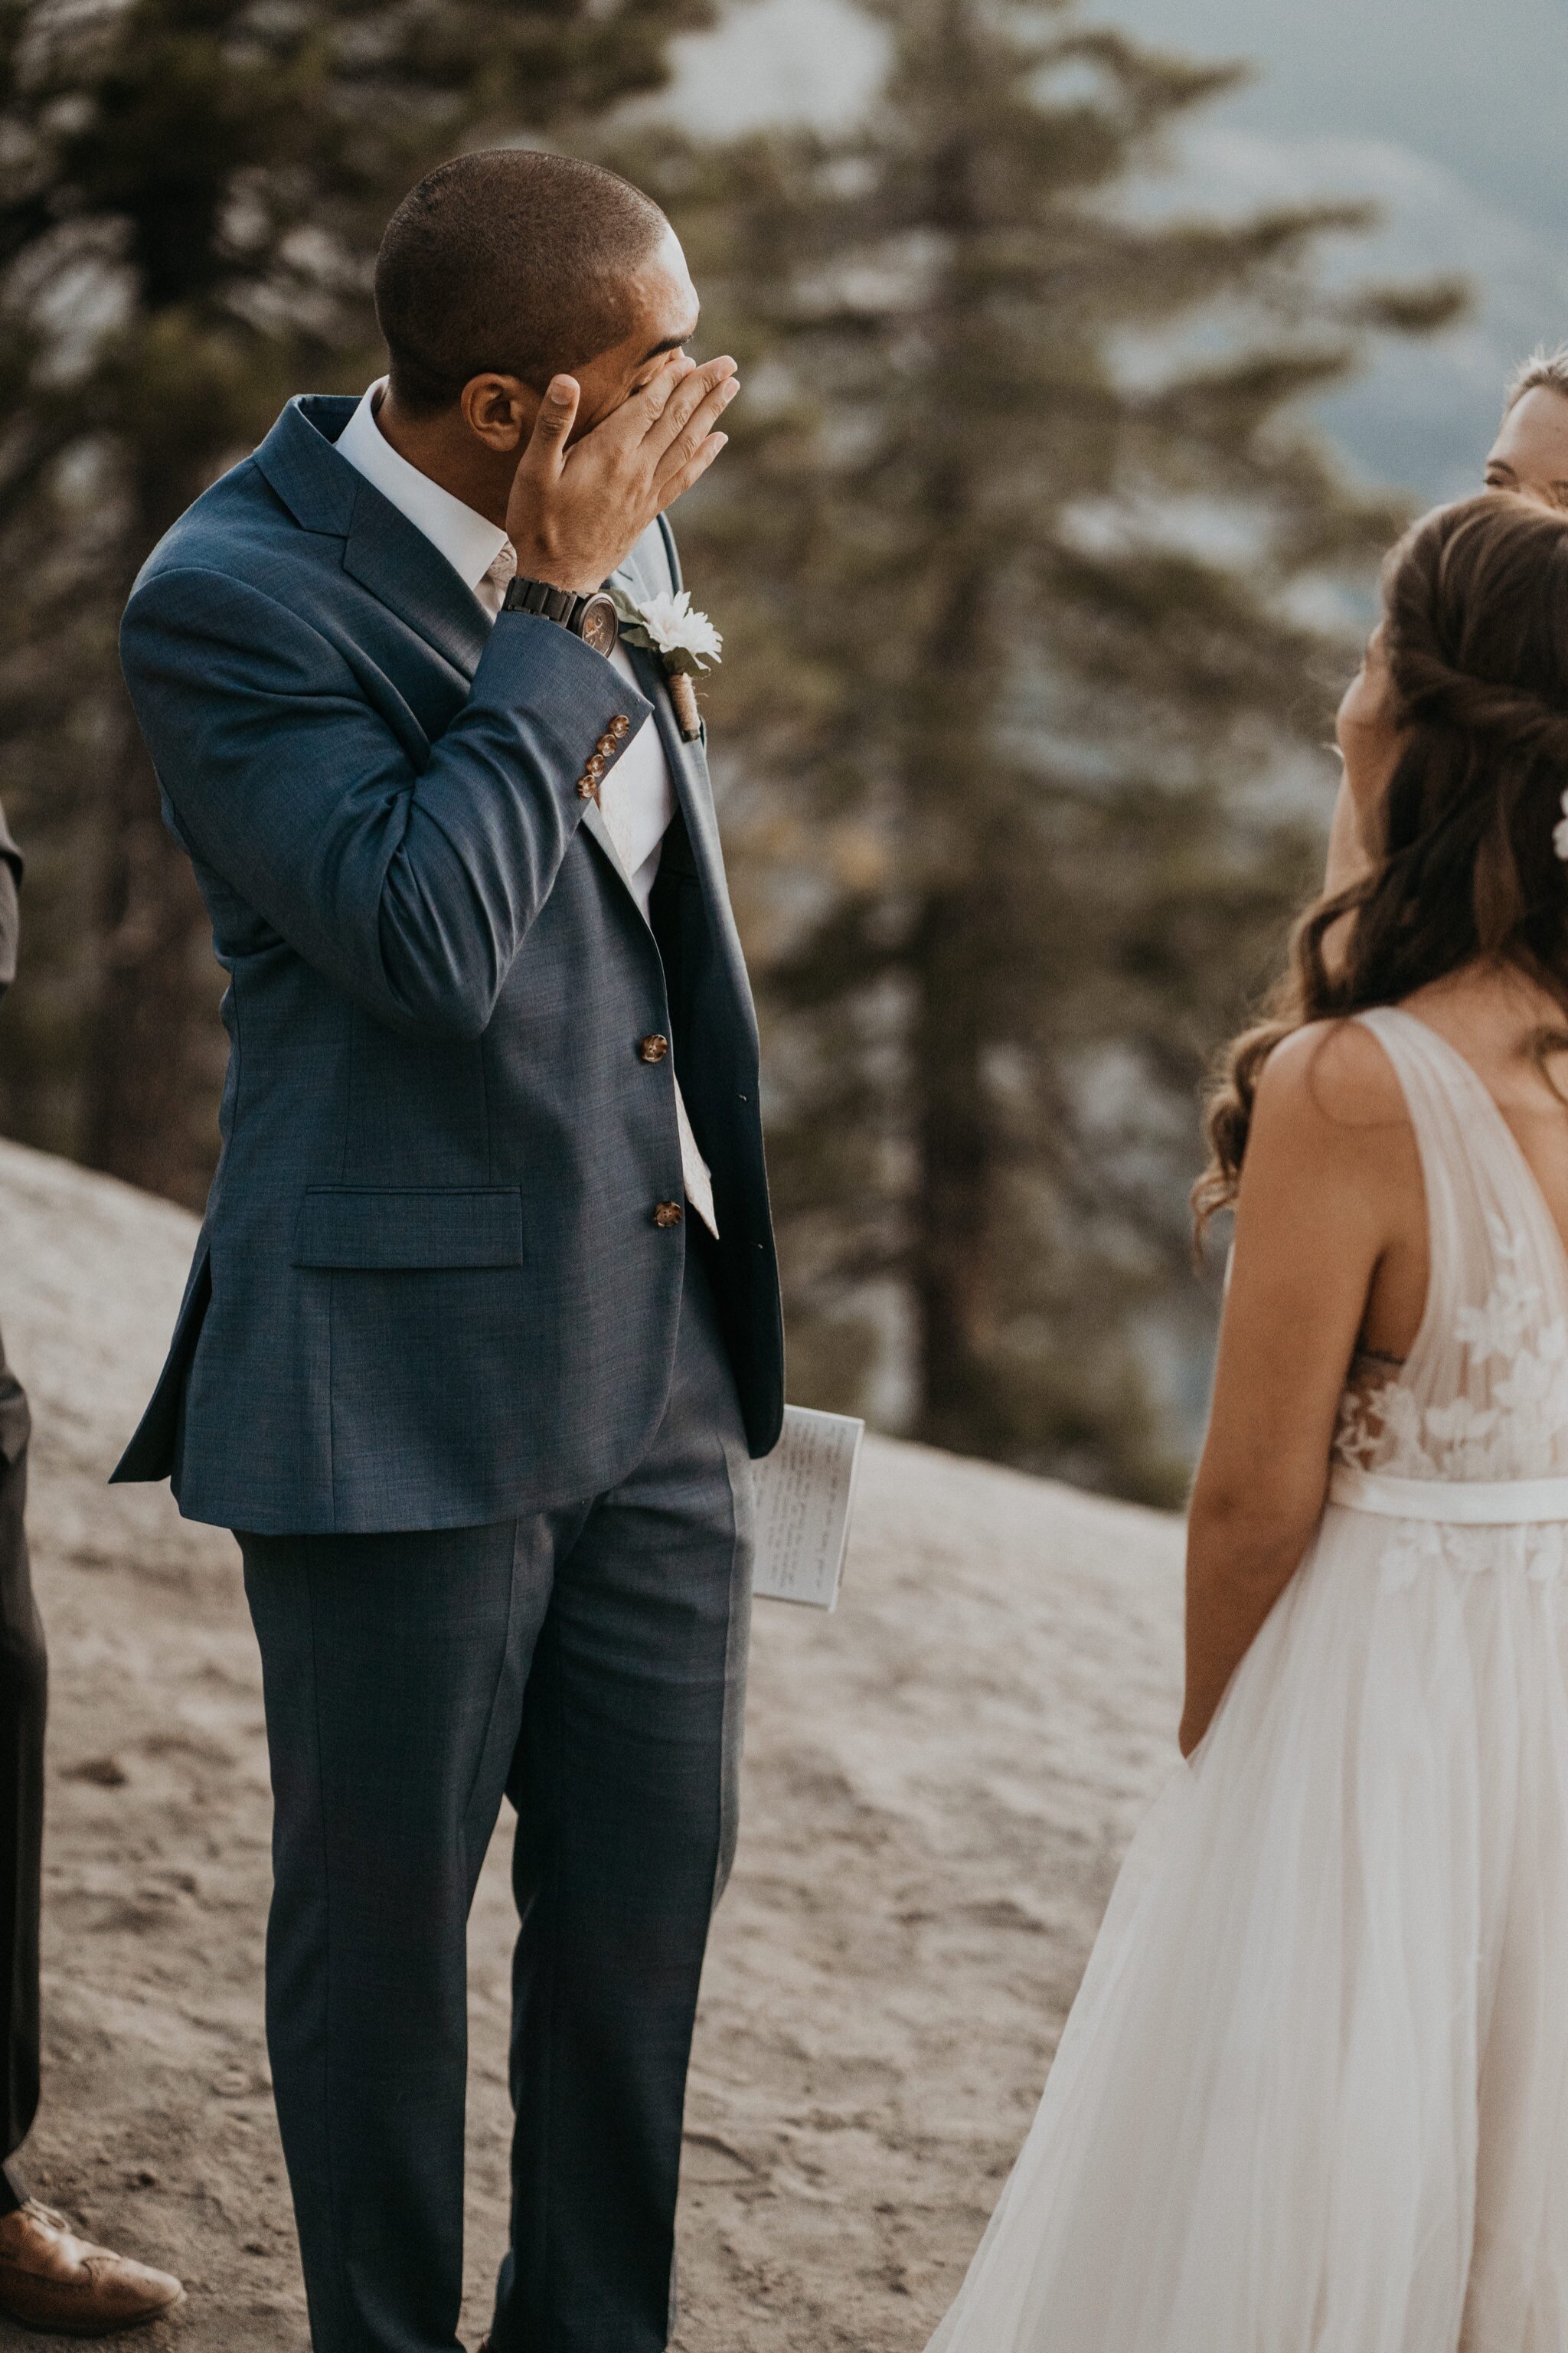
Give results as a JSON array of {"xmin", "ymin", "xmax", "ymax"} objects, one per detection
[
  {"xmin": 905, "ymin": 525, "xmax": 1003, "ymax": 1448},
  {"xmin": 911, "ymin": 878, "xmax": 996, "ymax": 1450},
  {"xmin": 84, "ymin": 725, "xmax": 217, "ymax": 1203},
  {"xmin": 84, "ymin": 453, "xmax": 223, "ymax": 1203}
]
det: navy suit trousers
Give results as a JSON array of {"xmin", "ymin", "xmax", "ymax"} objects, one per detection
[{"xmin": 240, "ymin": 1244, "xmax": 754, "ymax": 2353}]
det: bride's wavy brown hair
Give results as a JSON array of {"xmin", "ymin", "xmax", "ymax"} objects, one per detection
[{"xmin": 1194, "ymin": 490, "xmax": 1568, "ymax": 1238}]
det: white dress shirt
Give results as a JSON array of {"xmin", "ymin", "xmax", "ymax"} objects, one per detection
[{"xmin": 335, "ymin": 381, "xmax": 717, "ymax": 1234}]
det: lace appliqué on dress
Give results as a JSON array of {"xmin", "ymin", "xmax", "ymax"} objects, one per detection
[
  {"xmin": 1367, "ymin": 1518, "xmax": 1568, "ymax": 1593},
  {"xmin": 1332, "ymin": 1213, "xmax": 1568, "ymax": 1591}
]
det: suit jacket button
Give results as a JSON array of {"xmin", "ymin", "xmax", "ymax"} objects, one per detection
[
  {"xmin": 585, "ymin": 754, "xmax": 606, "ymax": 778},
  {"xmin": 609, "ymin": 714, "xmax": 631, "ymax": 737},
  {"xmin": 653, "ymin": 1200, "xmax": 684, "ymax": 1228},
  {"xmin": 596, "ymin": 734, "xmax": 616, "ymax": 757},
  {"xmin": 639, "ymin": 1033, "xmax": 670, "ymax": 1064},
  {"xmin": 576, "ymin": 776, "xmax": 596, "ymax": 799}
]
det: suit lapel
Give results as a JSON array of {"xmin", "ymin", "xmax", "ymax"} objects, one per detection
[
  {"xmin": 623, "ymin": 641, "xmax": 727, "ymax": 880},
  {"xmin": 341, "ymin": 476, "xmax": 492, "ymax": 681},
  {"xmin": 581, "ymin": 632, "xmax": 739, "ymax": 974},
  {"xmin": 254, "ymin": 394, "xmax": 491, "ymax": 682},
  {"xmin": 253, "ymin": 395, "xmax": 358, "ymax": 534},
  {"xmin": 608, "ymin": 542, "xmax": 739, "ymax": 954}
]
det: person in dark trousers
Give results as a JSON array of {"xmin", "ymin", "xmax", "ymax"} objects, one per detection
[{"xmin": 0, "ymin": 801, "xmax": 185, "ymax": 2335}]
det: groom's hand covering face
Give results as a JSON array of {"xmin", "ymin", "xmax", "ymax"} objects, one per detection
[
  {"xmin": 504, "ymin": 345, "xmax": 737, "ymax": 596},
  {"xmin": 490, "ymin": 226, "xmax": 740, "ymax": 593},
  {"xmin": 372, "ymin": 155, "xmax": 739, "ymax": 596}
]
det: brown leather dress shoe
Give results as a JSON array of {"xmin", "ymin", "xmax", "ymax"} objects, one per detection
[{"xmin": 0, "ymin": 2201, "xmax": 185, "ymax": 2336}]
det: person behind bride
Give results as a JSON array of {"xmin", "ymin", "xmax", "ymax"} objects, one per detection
[
  {"xmin": 1485, "ymin": 345, "xmax": 1568, "ymax": 510},
  {"xmin": 1319, "ymin": 348, "xmax": 1568, "ymax": 903},
  {"xmin": 925, "ymin": 488, "xmax": 1568, "ymax": 2352}
]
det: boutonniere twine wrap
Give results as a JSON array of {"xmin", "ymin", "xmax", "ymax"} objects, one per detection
[{"xmin": 609, "ymin": 587, "xmax": 722, "ymax": 741}]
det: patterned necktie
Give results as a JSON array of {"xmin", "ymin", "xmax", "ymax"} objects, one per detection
[{"xmin": 476, "ymin": 540, "xmax": 517, "ymax": 619}]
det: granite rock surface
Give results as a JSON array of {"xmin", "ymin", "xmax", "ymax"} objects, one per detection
[{"xmin": 0, "ymin": 1134, "xmax": 1184, "ymax": 2351}]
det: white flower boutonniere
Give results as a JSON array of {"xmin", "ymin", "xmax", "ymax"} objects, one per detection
[{"xmin": 609, "ymin": 586, "xmax": 722, "ymax": 740}]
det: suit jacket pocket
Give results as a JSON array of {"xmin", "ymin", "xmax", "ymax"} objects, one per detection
[{"xmin": 291, "ymin": 1186, "xmax": 524, "ymax": 1270}]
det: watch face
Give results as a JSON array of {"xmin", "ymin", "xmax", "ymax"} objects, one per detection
[{"xmin": 579, "ymin": 595, "xmax": 619, "ymax": 657}]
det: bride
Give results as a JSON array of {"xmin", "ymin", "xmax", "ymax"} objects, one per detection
[{"xmin": 926, "ymin": 489, "xmax": 1568, "ymax": 2353}]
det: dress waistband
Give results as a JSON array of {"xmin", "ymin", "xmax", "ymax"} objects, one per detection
[{"xmin": 1328, "ymin": 1465, "xmax": 1568, "ymax": 1525}]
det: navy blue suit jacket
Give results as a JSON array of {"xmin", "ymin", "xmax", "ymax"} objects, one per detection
[{"xmin": 112, "ymin": 394, "xmax": 783, "ymax": 1534}]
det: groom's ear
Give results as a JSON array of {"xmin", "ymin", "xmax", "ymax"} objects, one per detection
[{"xmin": 459, "ymin": 373, "xmax": 537, "ymax": 454}]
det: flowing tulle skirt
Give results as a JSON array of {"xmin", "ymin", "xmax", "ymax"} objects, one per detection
[{"xmin": 926, "ymin": 1502, "xmax": 1568, "ymax": 2353}]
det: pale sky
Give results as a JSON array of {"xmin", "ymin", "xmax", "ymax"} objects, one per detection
[
  {"xmin": 1100, "ymin": 0, "xmax": 1568, "ymax": 238},
  {"xmin": 664, "ymin": 0, "xmax": 1568, "ymax": 496}
]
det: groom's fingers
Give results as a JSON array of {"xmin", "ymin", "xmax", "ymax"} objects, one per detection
[
  {"xmin": 508, "ymin": 352, "xmax": 733, "ymax": 580},
  {"xmin": 517, "ymin": 375, "xmax": 581, "ymax": 482},
  {"xmin": 652, "ymin": 370, "xmax": 740, "ymax": 490},
  {"xmin": 610, "ymin": 352, "xmax": 697, "ymax": 446},
  {"xmin": 645, "ymin": 358, "xmax": 737, "ymax": 456}
]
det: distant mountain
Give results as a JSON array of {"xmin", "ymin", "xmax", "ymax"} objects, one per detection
[{"xmin": 659, "ymin": 0, "xmax": 1568, "ymax": 499}]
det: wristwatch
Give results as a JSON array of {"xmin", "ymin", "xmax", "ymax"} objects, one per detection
[{"xmin": 501, "ymin": 575, "xmax": 619, "ymax": 657}]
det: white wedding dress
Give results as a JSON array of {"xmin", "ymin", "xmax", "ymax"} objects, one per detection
[{"xmin": 927, "ymin": 1006, "xmax": 1568, "ymax": 2353}]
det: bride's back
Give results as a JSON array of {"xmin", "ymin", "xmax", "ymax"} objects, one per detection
[{"xmin": 1352, "ymin": 968, "xmax": 1568, "ymax": 1364}]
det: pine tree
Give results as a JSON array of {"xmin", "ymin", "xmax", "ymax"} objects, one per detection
[
  {"xmin": 620, "ymin": 0, "xmax": 1462, "ymax": 1498},
  {"xmin": 0, "ymin": 0, "xmax": 710, "ymax": 1203}
]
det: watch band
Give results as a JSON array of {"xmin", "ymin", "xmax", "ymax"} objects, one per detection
[{"xmin": 501, "ymin": 576, "xmax": 592, "ymax": 629}]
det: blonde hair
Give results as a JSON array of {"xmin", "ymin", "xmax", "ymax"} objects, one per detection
[{"xmin": 1505, "ymin": 345, "xmax": 1568, "ymax": 417}]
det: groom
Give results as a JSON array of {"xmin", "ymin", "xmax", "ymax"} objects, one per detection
[{"xmin": 113, "ymin": 149, "xmax": 782, "ymax": 2353}]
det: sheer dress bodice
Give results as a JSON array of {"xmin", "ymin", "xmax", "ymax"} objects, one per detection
[
  {"xmin": 1329, "ymin": 1005, "xmax": 1568, "ymax": 1583},
  {"xmin": 1331, "ymin": 1007, "xmax": 1568, "ymax": 1483}
]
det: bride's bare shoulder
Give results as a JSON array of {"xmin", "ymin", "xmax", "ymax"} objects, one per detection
[{"xmin": 1251, "ymin": 1017, "xmax": 1410, "ymax": 1148}]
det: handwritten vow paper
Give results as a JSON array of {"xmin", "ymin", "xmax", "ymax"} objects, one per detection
[{"xmin": 752, "ymin": 1405, "xmax": 864, "ymax": 1611}]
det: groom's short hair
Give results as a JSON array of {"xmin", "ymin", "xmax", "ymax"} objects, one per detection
[{"xmin": 375, "ymin": 149, "xmax": 669, "ymax": 415}]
